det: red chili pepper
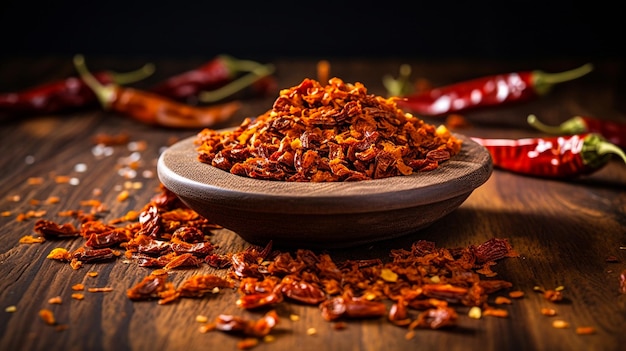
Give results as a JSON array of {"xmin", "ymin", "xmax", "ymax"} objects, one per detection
[
  {"xmin": 471, "ymin": 133, "xmax": 626, "ymax": 178},
  {"xmin": 390, "ymin": 64, "xmax": 593, "ymax": 116},
  {"xmin": 0, "ymin": 63, "xmax": 154, "ymax": 117},
  {"xmin": 150, "ymin": 55, "xmax": 276, "ymax": 103},
  {"xmin": 528, "ymin": 114, "xmax": 626, "ymax": 149},
  {"xmin": 73, "ymin": 55, "xmax": 240, "ymax": 129}
]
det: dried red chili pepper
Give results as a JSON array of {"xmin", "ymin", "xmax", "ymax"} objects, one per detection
[
  {"xmin": 391, "ymin": 64, "xmax": 593, "ymax": 116},
  {"xmin": 0, "ymin": 62, "xmax": 154, "ymax": 117},
  {"xmin": 73, "ymin": 55, "xmax": 241, "ymax": 128},
  {"xmin": 528, "ymin": 114, "xmax": 626, "ymax": 149},
  {"xmin": 471, "ymin": 133, "xmax": 626, "ymax": 178},
  {"xmin": 150, "ymin": 55, "xmax": 275, "ymax": 103}
]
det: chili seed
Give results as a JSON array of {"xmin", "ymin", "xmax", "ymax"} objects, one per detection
[
  {"xmin": 552, "ymin": 320, "xmax": 569, "ymax": 329},
  {"xmin": 468, "ymin": 306, "xmax": 482, "ymax": 319}
]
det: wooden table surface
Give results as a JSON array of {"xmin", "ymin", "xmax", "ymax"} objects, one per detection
[{"xmin": 0, "ymin": 56, "xmax": 624, "ymax": 351}]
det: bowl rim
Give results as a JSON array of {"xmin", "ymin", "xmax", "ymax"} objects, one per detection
[{"xmin": 157, "ymin": 133, "xmax": 492, "ymax": 215}]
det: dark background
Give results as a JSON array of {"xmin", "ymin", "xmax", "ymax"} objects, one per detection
[{"xmin": 0, "ymin": 0, "xmax": 623, "ymax": 61}]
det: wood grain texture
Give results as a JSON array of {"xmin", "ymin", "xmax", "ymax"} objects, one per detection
[{"xmin": 0, "ymin": 57, "xmax": 625, "ymax": 351}]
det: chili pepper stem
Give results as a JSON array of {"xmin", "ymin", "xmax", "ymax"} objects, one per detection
[
  {"xmin": 198, "ymin": 63, "xmax": 275, "ymax": 103},
  {"xmin": 73, "ymin": 54, "xmax": 116, "ymax": 109},
  {"xmin": 383, "ymin": 64, "xmax": 413, "ymax": 97},
  {"xmin": 532, "ymin": 63, "xmax": 593, "ymax": 95},
  {"xmin": 591, "ymin": 136, "xmax": 626, "ymax": 164},
  {"xmin": 108, "ymin": 63, "xmax": 155, "ymax": 85},
  {"xmin": 219, "ymin": 55, "xmax": 270, "ymax": 74},
  {"xmin": 527, "ymin": 114, "xmax": 587, "ymax": 134}
]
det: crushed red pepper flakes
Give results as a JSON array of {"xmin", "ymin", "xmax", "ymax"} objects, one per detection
[
  {"xmin": 540, "ymin": 307, "xmax": 557, "ymax": 316},
  {"xmin": 24, "ymin": 151, "xmax": 538, "ymax": 342},
  {"xmin": 48, "ymin": 296, "xmax": 62, "ymax": 304},
  {"xmin": 72, "ymin": 283, "xmax": 85, "ymax": 291},
  {"xmin": 508, "ymin": 290, "xmax": 525, "ymax": 299},
  {"xmin": 575, "ymin": 326, "xmax": 596, "ymax": 335},
  {"xmin": 552, "ymin": 320, "xmax": 569, "ymax": 329},
  {"xmin": 88, "ymin": 287, "xmax": 113, "ymax": 293},
  {"xmin": 195, "ymin": 77, "xmax": 462, "ymax": 182},
  {"xmin": 39, "ymin": 309, "xmax": 56, "ymax": 325},
  {"xmin": 19, "ymin": 235, "xmax": 45, "ymax": 244},
  {"xmin": 27, "ymin": 177, "xmax": 44, "ymax": 185}
]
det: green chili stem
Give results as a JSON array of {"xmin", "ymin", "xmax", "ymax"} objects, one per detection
[
  {"xmin": 582, "ymin": 134, "xmax": 626, "ymax": 169},
  {"xmin": 108, "ymin": 63, "xmax": 155, "ymax": 85},
  {"xmin": 219, "ymin": 55, "xmax": 269, "ymax": 74},
  {"xmin": 532, "ymin": 63, "xmax": 594, "ymax": 95},
  {"xmin": 198, "ymin": 63, "xmax": 275, "ymax": 103},
  {"xmin": 596, "ymin": 139, "xmax": 626, "ymax": 163},
  {"xmin": 73, "ymin": 54, "xmax": 115, "ymax": 109},
  {"xmin": 382, "ymin": 64, "xmax": 413, "ymax": 97},
  {"xmin": 527, "ymin": 114, "xmax": 587, "ymax": 135}
]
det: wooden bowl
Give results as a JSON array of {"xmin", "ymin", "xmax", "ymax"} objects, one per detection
[{"xmin": 157, "ymin": 134, "xmax": 492, "ymax": 248}]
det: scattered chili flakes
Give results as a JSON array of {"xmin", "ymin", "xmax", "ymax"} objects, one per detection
[
  {"xmin": 482, "ymin": 307, "xmax": 509, "ymax": 318},
  {"xmin": 196, "ymin": 315, "xmax": 209, "ymax": 323},
  {"xmin": 552, "ymin": 319, "xmax": 569, "ymax": 329},
  {"xmin": 48, "ymin": 296, "xmax": 62, "ymax": 304},
  {"xmin": 19, "ymin": 235, "xmax": 45, "ymax": 244},
  {"xmin": 1, "ymin": 211, "xmax": 11, "ymax": 217},
  {"xmin": 45, "ymin": 196, "xmax": 61, "ymax": 204},
  {"xmin": 71, "ymin": 293, "xmax": 85, "ymax": 300},
  {"xmin": 5, "ymin": 305, "xmax": 17, "ymax": 313},
  {"xmin": 494, "ymin": 296, "xmax": 512, "ymax": 305},
  {"xmin": 54, "ymin": 175, "xmax": 71, "ymax": 184},
  {"xmin": 236, "ymin": 338, "xmax": 258, "ymax": 350},
  {"xmin": 7, "ymin": 194, "xmax": 21, "ymax": 202},
  {"xmin": 72, "ymin": 283, "xmax": 85, "ymax": 291},
  {"xmin": 39, "ymin": 308, "xmax": 56, "ymax": 325},
  {"xmin": 117, "ymin": 190, "xmax": 130, "ymax": 202},
  {"xmin": 87, "ymin": 271, "xmax": 98, "ymax": 277},
  {"xmin": 540, "ymin": 307, "xmax": 557, "ymax": 316},
  {"xmin": 575, "ymin": 326, "xmax": 596, "ymax": 335},
  {"xmin": 508, "ymin": 290, "xmax": 525, "ymax": 299},
  {"xmin": 306, "ymin": 327, "xmax": 317, "ymax": 336},
  {"xmin": 27, "ymin": 177, "xmax": 44, "ymax": 185},
  {"xmin": 47, "ymin": 248, "xmax": 71, "ymax": 261},
  {"xmin": 88, "ymin": 287, "xmax": 113, "ymax": 293}
]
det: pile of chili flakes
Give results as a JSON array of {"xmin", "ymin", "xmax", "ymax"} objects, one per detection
[{"xmin": 195, "ymin": 77, "xmax": 462, "ymax": 181}]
